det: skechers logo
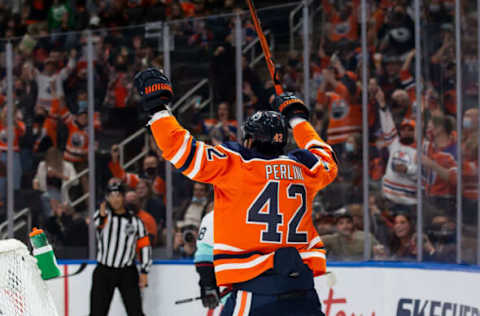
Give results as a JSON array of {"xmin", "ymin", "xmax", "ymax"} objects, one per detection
[{"xmin": 145, "ymin": 84, "xmax": 173, "ymax": 95}]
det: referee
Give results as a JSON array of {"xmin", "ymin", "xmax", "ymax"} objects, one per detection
[{"xmin": 90, "ymin": 182, "xmax": 152, "ymax": 316}]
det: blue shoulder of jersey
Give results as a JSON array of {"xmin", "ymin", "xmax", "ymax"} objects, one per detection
[{"xmin": 287, "ymin": 149, "xmax": 319, "ymax": 169}]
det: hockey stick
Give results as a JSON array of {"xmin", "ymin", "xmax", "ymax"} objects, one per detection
[
  {"xmin": 174, "ymin": 287, "xmax": 232, "ymax": 305},
  {"xmin": 174, "ymin": 271, "xmax": 333, "ymax": 305},
  {"xmin": 245, "ymin": 0, "xmax": 283, "ymax": 95},
  {"xmin": 54, "ymin": 262, "xmax": 88, "ymax": 279}
]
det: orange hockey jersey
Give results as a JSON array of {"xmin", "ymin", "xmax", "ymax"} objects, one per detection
[
  {"xmin": 149, "ymin": 111, "xmax": 338, "ymax": 286},
  {"xmin": 317, "ymin": 89, "xmax": 362, "ymax": 145},
  {"xmin": 322, "ymin": 0, "xmax": 360, "ymax": 43}
]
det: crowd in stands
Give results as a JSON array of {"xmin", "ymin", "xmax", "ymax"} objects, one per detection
[
  {"xmin": 307, "ymin": 0, "xmax": 478, "ymax": 263},
  {"xmin": 0, "ymin": 0, "xmax": 478, "ymax": 264}
]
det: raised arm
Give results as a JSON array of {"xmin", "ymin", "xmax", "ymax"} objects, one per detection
[
  {"xmin": 93, "ymin": 202, "xmax": 108, "ymax": 230},
  {"xmin": 272, "ymin": 92, "xmax": 338, "ymax": 188},
  {"xmin": 134, "ymin": 69, "xmax": 231, "ymax": 185},
  {"xmin": 377, "ymin": 88, "xmax": 397, "ymax": 146}
]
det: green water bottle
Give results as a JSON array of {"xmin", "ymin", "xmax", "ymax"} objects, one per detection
[{"xmin": 29, "ymin": 227, "xmax": 61, "ymax": 280}]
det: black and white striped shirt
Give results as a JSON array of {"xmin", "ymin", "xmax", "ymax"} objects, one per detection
[{"xmin": 94, "ymin": 208, "xmax": 152, "ymax": 273}]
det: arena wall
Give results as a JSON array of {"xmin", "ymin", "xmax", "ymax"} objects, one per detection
[{"xmin": 50, "ymin": 261, "xmax": 480, "ymax": 316}]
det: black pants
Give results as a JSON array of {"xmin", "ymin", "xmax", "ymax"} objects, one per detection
[
  {"xmin": 221, "ymin": 248, "xmax": 325, "ymax": 315},
  {"xmin": 221, "ymin": 289, "xmax": 325, "ymax": 316},
  {"xmin": 89, "ymin": 264, "xmax": 144, "ymax": 316}
]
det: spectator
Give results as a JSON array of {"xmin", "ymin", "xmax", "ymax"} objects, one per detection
[
  {"xmin": 378, "ymin": 4, "xmax": 415, "ymax": 54},
  {"xmin": 33, "ymin": 87, "xmax": 68, "ymax": 151},
  {"xmin": 315, "ymin": 65, "xmax": 361, "ymax": 154},
  {"xmin": 205, "ymin": 102, "xmax": 237, "ymax": 145},
  {"xmin": 450, "ymin": 127, "xmax": 478, "ymax": 224},
  {"xmin": 422, "ymin": 114, "xmax": 457, "ymax": 217},
  {"xmin": 135, "ymin": 178, "xmax": 165, "ymax": 227},
  {"xmin": 47, "ymin": 0, "xmax": 74, "ymax": 33},
  {"xmin": 175, "ymin": 182, "xmax": 210, "ymax": 228},
  {"xmin": 166, "ymin": 1, "xmax": 185, "ymax": 25},
  {"xmin": 125, "ymin": 189, "xmax": 158, "ymax": 246},
  {"xmin": 388, "ymin": 213, "xmax": 416, "ymax": 260},
  {"xmin": 387, "ymin": 212, "xmax": 438, "ymax": 261},
  {"xmin": 32, "ymin": 147, "xmax": 77, "ymax": 221},
  {"xmin": 108, "ymin": 146, "xmax": 166, "ymax": 200},
  {"xmin": 313, "ymin": 213, "xmax": 336, "ymax": 236},
  {"xmin": 321, "ymin": 210, "xmax": 383, "ymax": 261},
  {"xmin": 0, "ymin": 103, "xmax": 25, "ymax": 203},
  {"xmin": 210, "ymin": 35, "xmax": 235, "ymax": 105},
  {"xmin": 368, "ymin": 193, "xmax": 395, "ymax": 246},
  {"xmin": 59, "ymin": 102, "xmax": 89, "ymax": 191},
  {"xmin": 22, "ymin": 0, "xmax": 49, "ymax": 27},
  {"xmin": 462, "ymin": 108, "xmax": 479, "ymax": 140},
  {"xmin": 45, "ymin": 202, "xmax": 88, "ymax": 259},
  {"xmin": 322, "ymin": 0, "xmax": 359, "ymax": 44},
  {"xmin": 34, "ymin": 49, "xmax": 77, "ymax": 110},
  {"xmin": 390, "ymin": 89, "xmax": 414, "ymax": 125},
  {"xmin": 74, "ymin": 0, "xmax": 91, "ymax": 31},
  {"xmin": 426, "ymin": 215, "xmax": 456, "ymax": 263},
  {"xmin": 145, "ymin": 0, "xmax": 166, "ymax": 22},
  {"xmin": 377, "ymin": 87, "xmax": 418, "ymax": 211},
  {"xmin": 282, "ymin": 51, "xmax": 302, "ymax": 93}
]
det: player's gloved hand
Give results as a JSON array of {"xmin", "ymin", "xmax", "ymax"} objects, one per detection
[
  {"xmin": 134, "ymin": 68, "xmax": 173, "ymax": 115},
  {"xmin": 272, "ymin": 92, "xmax": 309, "ymax": 126},
  {"xmin": 200, "ymin": 285, "xmax": 220, "ymax": 310}
]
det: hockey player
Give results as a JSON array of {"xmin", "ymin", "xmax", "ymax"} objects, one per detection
[
  {"xmin": 134, "ymin": 68, "xmax": 337, "ymax": 315},
  {"xmin": 194, "ymin": 210, "xmax": 224, "ymax": 315}
]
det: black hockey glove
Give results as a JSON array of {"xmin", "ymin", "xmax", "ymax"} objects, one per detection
[
  {"xmin": 272, "ymin": 92, "xmax": 309, "ymax": 126},
  {"xmin": 134, "ymin": 68, "xmax": 173, "ymax": 115},
  {"xmin": 200, "ymin": 285, "xmax": 220, "ymax": 310}
]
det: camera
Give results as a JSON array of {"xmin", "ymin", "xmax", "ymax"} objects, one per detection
[{"xmin": 183, "ymin": 229, "xmax": 197, "ymax": 244}]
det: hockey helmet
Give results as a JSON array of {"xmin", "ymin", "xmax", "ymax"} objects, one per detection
[{"xmin": 242, "ymin": 111, "xmax": 288, "ymax": 155}]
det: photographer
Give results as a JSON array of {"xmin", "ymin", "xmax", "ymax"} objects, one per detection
[
  {"xmin": 173, "ymin": 220, "xmax": 199, "ymax": 259},
  {"xmin": 90, "ymin": 182, "xmax": 152, "ymax": 316}
]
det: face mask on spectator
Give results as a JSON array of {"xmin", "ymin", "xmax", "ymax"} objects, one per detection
[
  {"xmin": 34, "ymin": 114, "xmax": 46, "ymax": 124},
  {"xmin": 144, "ymin": 167, "xmax": 157, "ymax": 178},
  {"xmin": 400, "ymin": 136, "xmax": 414, "ymax": 145},
  {"xmin": 192, "ymin": 196, "xmax": 207, "ymax": 204},
  {"xmin": 345, "ymin": 142, "xmax": 355, "ymax": 153},
  {"xmin": 125, "ymin": 202, "xmax": 139, "ymax": 214},
  {"xmin": 463, "ymin": 118, "xmax": 473, "ymax": 129},
  {"xmin": 78, "ymin": 100, "xmax": 87, "ymax": 111}
]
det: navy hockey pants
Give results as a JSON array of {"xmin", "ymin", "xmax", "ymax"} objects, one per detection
[
  {"xmin": 220, "ymin": 288, "xmax": 325, "ymax": 316},
  {"xmin": 219, "ymin": 247, "xmax": 326, "ymax": 316}
]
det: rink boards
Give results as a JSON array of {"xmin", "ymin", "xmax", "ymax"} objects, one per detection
[{"xmin": 48, "ymin": 261, "xmax": 480, "ymax": 316}]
